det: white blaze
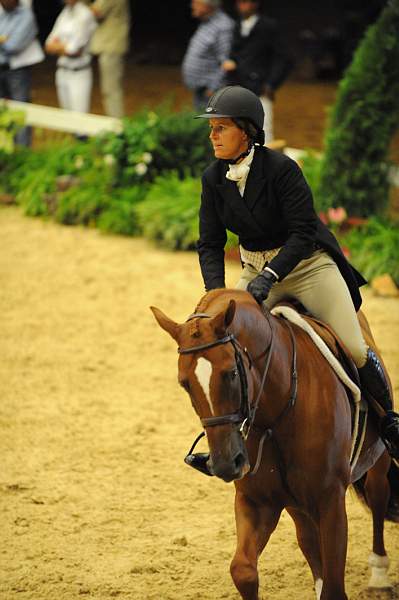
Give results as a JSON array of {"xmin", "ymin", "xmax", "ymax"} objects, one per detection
[
  {"xmin": 195, "ymin": 357, "xmax": 214, "ymax": 414},
  {"xmin": 315, "ymin": 579, "xmax": 323, "ymax": 600}
]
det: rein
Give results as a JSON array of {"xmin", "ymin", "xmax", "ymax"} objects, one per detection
[{"xmin": 178, "ymin": 311, "xmax": 298, "ymax": 477}]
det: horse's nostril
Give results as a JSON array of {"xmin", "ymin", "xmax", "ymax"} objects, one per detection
[{"xmin": 234, "ymin": 452, "xmax": 246, "ymax": 471}]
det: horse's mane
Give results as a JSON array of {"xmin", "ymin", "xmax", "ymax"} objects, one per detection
[
  {"xmin": 189, "ymin": 289, "xmax": 255, "ymax": 338},
  {"xmin": 187, "ymin": 290, "xmax": 223, "ymax": 338},
  {"xmin": 193, "ymin": 289, "xmax": 226, "ymax": 314}
]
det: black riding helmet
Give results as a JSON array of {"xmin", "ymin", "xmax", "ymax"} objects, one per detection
[{"xmin": 196, "ymin": 85, "xmax": 265, "ymax": 146}]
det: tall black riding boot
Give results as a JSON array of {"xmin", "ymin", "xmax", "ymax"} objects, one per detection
[{"xmin": 358, "ymin": 348, "xmax": 399, "ymax": 459}]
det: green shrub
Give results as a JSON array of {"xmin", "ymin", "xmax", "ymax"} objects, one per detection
[
  {"xmin": 135, "ymin": 173, "xmax": 200, "ymax": 249},
  {"xmin": 300, "ymin": 150, "xmax": 323, "ymax": 211},
  {"xmin": 135, "ymin": 172, "xmax": 237, "ymax": 250},
  {"xmin": 54, "ymin": 169, "xmax": 112, "ymax": 226},
  {"xmin": 0, "ymin": 102, "xmax": 25, "ymax": 154},
  {"xmin": 0, "ymin": 146, "xmax": 30, "ymax": 194},
  {"xmin": 16, "ymin": 167, "xmax": 56, "ymax": 216},
  {"xmin": 340, "ymin": 217, "xmax": 399, "ymax": 283},
  {"xmin": 97, "ymin": 111, "xmax": 159, "ymax": 187},
  {"xmin": 0, "ymin": 107, "xmax": 227, "ymax": 249},
  {"xmin": 97, "ymin": 186, "xmax": 148, "ymax": 235},
  {"xmin": 97, "ymin": 108, "xmax": 213, "ymax": 188},
  {"xmin": 11, "ymin": 140, "xmax": 100, "ymax": 217},
  {"xmin": 150, "ymin": 111, "xmax": 213, "ymax": 178},
  {"xmin": 318, "ymin": 0, "xmax": 399, "ymax": 216}
]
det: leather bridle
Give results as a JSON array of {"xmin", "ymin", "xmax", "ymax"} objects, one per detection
[
  {"xmin": 178, "ymin": 310, "xmax": 298, "ymax": 478},
  {"xmin": 178, "ymin": 311, "xmax": 275, "ymax": 440}
]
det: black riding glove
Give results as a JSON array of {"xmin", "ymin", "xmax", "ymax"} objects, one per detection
[{"xmin": 247, "ymin": 270, "xmax": 277, "ymax": 304}]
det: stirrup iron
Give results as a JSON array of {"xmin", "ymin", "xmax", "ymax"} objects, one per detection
[{"xmin": 184, "ymin": 432, "xmax": 214, "ymax": 476}]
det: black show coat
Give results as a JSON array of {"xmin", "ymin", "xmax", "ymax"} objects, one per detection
[{"xmin": 197, "ymin": 146, "xmax": 366, "ymax": 311}]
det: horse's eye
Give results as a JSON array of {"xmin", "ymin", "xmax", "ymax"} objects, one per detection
[{"xmin": 230, "ymin": 368, "xmax": 239, "ymax": 381}]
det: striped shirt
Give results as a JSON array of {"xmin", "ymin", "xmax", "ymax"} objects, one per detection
[{"xmin": 182, "ymin": 10, "xmax": 234, "ymax": 92}]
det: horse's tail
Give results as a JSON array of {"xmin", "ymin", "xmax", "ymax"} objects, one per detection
[{"xmin": 352, "ymin": 461, "xmax": 399, "ymax": 523}]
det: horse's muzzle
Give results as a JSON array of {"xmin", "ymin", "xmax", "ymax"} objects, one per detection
[{"xmin": 209, "ymin": 448, "xmax": 249, "ymax": 482}]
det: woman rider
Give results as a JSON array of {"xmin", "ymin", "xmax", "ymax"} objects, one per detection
[{"xmin": 194, "ymin": 84, "xmax": 399, "ymax": 461}]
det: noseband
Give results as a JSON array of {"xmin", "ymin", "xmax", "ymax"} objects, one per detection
[{"xmin": 178, "ymin": 312, "xmax": 275, "ymax": 439}]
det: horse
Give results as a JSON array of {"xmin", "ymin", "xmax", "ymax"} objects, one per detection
[{"xmin": 151, "ymin": 288, "xmax": 399, "ymax": 600}]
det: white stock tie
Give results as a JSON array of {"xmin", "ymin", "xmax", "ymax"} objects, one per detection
[
  {"xmin": 225, "ymin": 147, "xmax": 255, "ymax": 195},
  {"xmin": 225, "ymin": 162, "xmax": 250, "ymax": 185}
]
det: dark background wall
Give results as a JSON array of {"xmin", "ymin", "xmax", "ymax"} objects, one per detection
[{"xmin": 34, "ymin": 0, "xmax": 387, "ymax": 72}]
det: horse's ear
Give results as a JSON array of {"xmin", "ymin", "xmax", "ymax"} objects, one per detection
[
  {"xmin": 211, "ymin": 299, "xmax": 236, "ymax": 335},
  {"xmin": 150, "ymin": 306, "xmax": 180, "ymax": 342}
]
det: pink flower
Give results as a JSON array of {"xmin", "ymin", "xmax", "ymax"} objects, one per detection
[
  {"xmin": 346, "ymin": 216, "xmax": 368, "ymax": 227},
  {"xmin": 328, "ymin": 206, "xmax": 347, "ymax": 224},
  {"xmin": 341, "ymin": 246, "xmax": 351, "ymax": 259},
  {"xmin": 318, "ymin": 211, "xmax": 328, "ymax": 225}
]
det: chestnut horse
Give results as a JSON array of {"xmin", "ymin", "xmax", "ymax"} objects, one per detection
[{"xmin": 151, "ymin": 289, "xmax": 399, "ymax": 600}]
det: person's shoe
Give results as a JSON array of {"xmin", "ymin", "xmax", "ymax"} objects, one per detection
[
  {"xmin": 184, "ymin": 452, "xmax": 213, "ymax": 476},
  {"xmin": 380, "ymin": 411, "xmax": 399, "ymax": 459}
]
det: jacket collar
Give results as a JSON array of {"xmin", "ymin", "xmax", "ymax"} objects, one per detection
[
  {"xmin": 242, "ymin": 145, "xmax": 267, "ymax": 211},
  {"xmin": 215, "ymin": 146, "xmax": 267, "ymax": 234}
]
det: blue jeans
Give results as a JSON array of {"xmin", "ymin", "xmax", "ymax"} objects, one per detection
[{"xmin": 0, "ymin": 66, "xmax": 32, "ymax": 146}]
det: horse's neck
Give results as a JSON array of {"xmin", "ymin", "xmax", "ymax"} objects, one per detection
[
  {"xmin": 233, "ymin": 304, "xmax": 274, "ymax": 358},
  {"xmin": 237, "ymin": 309, "xmax": 294, "ymax": 420}
]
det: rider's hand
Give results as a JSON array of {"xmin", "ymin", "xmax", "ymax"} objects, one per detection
[{"xmin": 247, "ymin": 270, "xmax": 277, "ymax": 304}]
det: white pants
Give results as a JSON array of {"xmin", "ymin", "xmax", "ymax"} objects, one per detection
[
  {"xmin": 259, "ymin": 95, "xmax": 273, "ymax": 144},
  {"xmin": 236, "ymin": 250, "xmax": 368, "ymax": 367},
  {"xmin": 55, "ymin": 66, "xmax": 93, "ymax": 113}
]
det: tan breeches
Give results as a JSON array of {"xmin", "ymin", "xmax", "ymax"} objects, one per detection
[
  {"xmin": 98, "ymin": 53, "xmax": 125, "ymax": 118},
  {"xmin": 236, "ymin": 250, "xmax": 368, "ymax": 367}
]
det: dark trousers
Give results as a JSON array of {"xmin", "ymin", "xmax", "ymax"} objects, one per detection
[
  {"xmin": 0, "ymin": 66, "xmax": 32, "ymax": 146},
  {"xmin": 193, "ymin": 87, "xmax": 209, "ymax": 111}
]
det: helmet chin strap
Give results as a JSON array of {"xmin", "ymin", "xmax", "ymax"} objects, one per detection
[{"xmin": 226, "ymin": 142, "xmax": 253, "ymax": 165}]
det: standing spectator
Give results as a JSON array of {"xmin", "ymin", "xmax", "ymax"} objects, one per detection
[
  {"xmin": 223, "ymin": 0, "xmax": 292, "ymax": 143},
  {"xmin": 182, "ymin": 0, "xmax": 234, "ymax": 110},
  {"xmin": 89, "ymin": 0, "xmax": 130, "ymax": 119},
  {"xmin": 45, "ymin": 0, "xmax": 97, "ymax": 115},
  {"xmin": 0, "ymin": 0, "xmax": 44, "ymax": 146}
]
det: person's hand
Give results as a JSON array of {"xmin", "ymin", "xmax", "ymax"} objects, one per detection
[
  {"xmin": 247, "ymin": 270, "xmax": 277, "ymax": 304},
  {"xmin": 91, "ymin": 4, "xmax": 104, "ymax": 20},
  {"xmin": 222, "ymin": 59, "xmax": 237, "ymax": 72},
  {"xmin": 45, "ymin": 39, "xmax": 65, "ymax": 56}
]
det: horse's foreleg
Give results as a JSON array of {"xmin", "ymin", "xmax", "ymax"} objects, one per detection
[
  {"xmin": 287, "ymin": 508, "xmax": 323, "ymax": 599},
  {"xmin": 364, "ymin": 451, "xmax": 392, "ymax": 589},
  {"xmin": 318, "ymin": 484, "xmax": 348, "ymax": 600},
  {"xmin": 230, "ymin": 491, "xmax": 282, "ymax": 600}
]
